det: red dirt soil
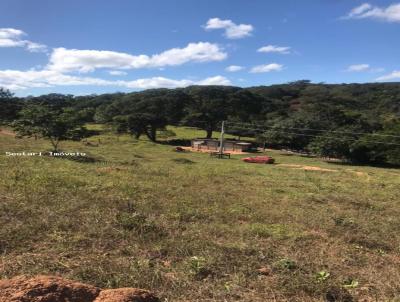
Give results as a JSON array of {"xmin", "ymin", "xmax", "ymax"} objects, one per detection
[
  {"xmin": 0, "ymin": 128, "xmax": 15, "ymax": 137},
  {"xmin": 0, "ymin": 275, "xmax": 159, "ymax": 302},
  {"xmin": 94, "ymin": 288, "xmax": 160, "ymax": 302}
]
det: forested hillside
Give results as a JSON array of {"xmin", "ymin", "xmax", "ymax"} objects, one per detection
[{"xmin": 1, "ymin": 81, "xmax": 400, "ymax": 165}]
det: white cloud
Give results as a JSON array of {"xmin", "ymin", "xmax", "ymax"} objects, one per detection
[
  {"xmin": 0, "ymin": 28, "xmax": 47, "ymax": 52},
  {"xmin": 150, "ymin": 42, "xmax": 227, "ymax": 66},
  {"xmin": 250, "ymin": 63, "xmax": 283, "ymax": 73},
  {"xmin": 0, "ymin": 36, "xmax": 231, "ymax": 91},
  {"xmin": 109, "ymin": 70, "xmax": 127, "ymax": 76},
  {"xmin": 257, "ymin": 45, "xmax": 291, "ymax": 54},
  {"xmin": 47, "ymin": 42, "xmax": 227, "ymax": 73},
  {"xmin": 0, "ymin": 69, "xmax": 110, "ymax": 90},
  {"xmin": 344, "ymin": 2, "xmax": 400, "ymax": 22},
  {"xmin": 121, "ymin": 77, "xmax": 193, "ymax": 89},
  {"xmin": 0, "ymin": 68, "xmax": 231, "ymax": 90},
  {"xmin": 225, "ymin": 65, "xmax": 244, "ymax": 72},
  {"xmin": 196, "ymin": 75, "xmax": 232, "ymax": 86},
  {"xmin": 346, "ymin": 64, "xmax": 370, "ymax": 72},
  {"xmin": 0, "ymin": 28, "xmax": 25, "ymax": 47},
  {"xmin": 347, "ymin": 3, "xmax": 373, "ymax": 17},
  {"xmin": 346, "ymin": 64, "xmax": 385, "ymax": 73},
  {"xmin": 204, "ymin": 18, "xmax": 254, "ymax": 39},
  {"xmin": 376, "ymin": 70, "xmax": 400, "ymax": 81},
  {"xmin": 121, "ymin": 75, "xmax": 230, "ymax": 89},
  {"xmin": 25, "ymin": 42, "xmax": 47, "ymax": 53}
]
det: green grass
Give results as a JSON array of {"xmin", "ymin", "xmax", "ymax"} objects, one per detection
[{"xmin": 1, "ymin": 125, "xmax": 400, "ymax": 301}]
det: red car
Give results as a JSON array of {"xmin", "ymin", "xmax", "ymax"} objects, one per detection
[{"xmin": 242, "ymin": 156, "xmax": 275, "ymax": 164}]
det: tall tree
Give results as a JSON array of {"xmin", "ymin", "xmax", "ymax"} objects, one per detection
[
  {"xmin": 0, "ymin": 88, "xmax": 21, "ymax": 123},
  {"xmin": 13, "ymin": 104, "xmax": 86, "ymax": 151},
  {"xmin": 183, "ymin": 86, "xmax": 239, "ymax": 138},
  {"xmin": 131, "ymin": 113, "xmax": 166, "ymax": 141}
]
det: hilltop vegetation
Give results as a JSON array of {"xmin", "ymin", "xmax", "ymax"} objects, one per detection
[
  {"xmin": 1, "ymin": 81, "xmax": 400, "ymax": 165},
  {"xmin": 0, "ymin": 125, "xmax": 399, "ymax": 301}
]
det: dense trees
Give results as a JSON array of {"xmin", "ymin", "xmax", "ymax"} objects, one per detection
[
  {"xmin": 1, "ymin": 81, "xmax": 400, "ymax": 164},
  {"xmin": 251, "ymin": 83, "xmax": 400, "ymax": 164},
  {"xmin": 110, "ymin": 89, "xmax": 188, "ymax": 141}
]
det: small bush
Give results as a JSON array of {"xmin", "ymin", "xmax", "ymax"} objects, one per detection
[
  {"xmin": 187, "ymin": 256, "xmax": 212, "ymax": 280},
  {"xmin": 274, "ymin": 258, "xmax": 297, "ymax": 270},
  {"xmin": 315, "ymin": 270, "xmax": 330, "ymax": 282},
  {"xmin": 333, "ymin": 216, "xmax": 355, "ymax": 227},
  {"xmin": 116, "ymin": 212, "xmax": 166, "ymax": 238}
]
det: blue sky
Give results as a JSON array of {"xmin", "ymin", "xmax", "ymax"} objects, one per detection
[{"xmin": 0, "ymin": 0, "xmax": 399, "ymax": 96}]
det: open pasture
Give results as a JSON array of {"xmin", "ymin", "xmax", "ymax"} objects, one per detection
[{"xmin": 0, "ymin": 126, "xmax": 399, "ymax": 301}]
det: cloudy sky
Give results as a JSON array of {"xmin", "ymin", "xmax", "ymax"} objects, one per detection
[{"xmin": 0, "ymin": 0, "xmax": 399, "ymax": 96}]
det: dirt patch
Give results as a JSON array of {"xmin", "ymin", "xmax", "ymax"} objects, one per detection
[
  {"xmin": 94, "ymin": 288, "xmax": 159, "ymax": 302},
  {"xmin": 0, "ymin": 128, "xmax": 15, "ymax": 137},
  {"xmin": 278, "ymin": 164, "xmax": 338, "ymax": 172},
  {"xmin": 349, "ymin": 170, "xmax": 371, "ymax": 180},
  {"xmin": 0, "ymin": 275, "xmax": 99, "ymax": 302},
  {"xmin": 0, "ymin": 275, "xmax": 159, "ymax": 302}
]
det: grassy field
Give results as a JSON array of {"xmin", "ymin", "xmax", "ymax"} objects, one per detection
[{"xmin": 1, "ymin": 125, "xmax": 400, "ymax": 301}]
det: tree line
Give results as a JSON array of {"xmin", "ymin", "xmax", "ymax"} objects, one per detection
[{"xmin": 1, "ymin": 80, "xmax": 399, "ymax": 165}]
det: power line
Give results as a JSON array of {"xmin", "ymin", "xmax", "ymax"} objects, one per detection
[
  {"xmin": 225, "ymin": 120, "xmax": 400, "ymax": 139},
  {"xmin": 171, "ymin": 120, "xmax": 400, "ymax": 146},
  {"xmin": 223, "ymin": 122, "xmax": 400, "ymax": 146}
]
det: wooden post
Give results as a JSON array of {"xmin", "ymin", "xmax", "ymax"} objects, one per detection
[{"xmin": 219, "ymin": 121, "xmax": 225, "ymax": 155}]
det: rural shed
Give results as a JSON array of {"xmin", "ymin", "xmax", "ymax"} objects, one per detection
[{"xmin": 191, "ymin": 139, "xmax": 252, "ymax": 152}]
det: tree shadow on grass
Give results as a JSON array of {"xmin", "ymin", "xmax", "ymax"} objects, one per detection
[
  {"xmin": 172, "ymin": 158, "xmax": 195, "ymax": 164},
  {"xmin": 63, "ymin": 155, "xmax": 101, "ymax": 163},
  {"xmin": 42, "ymin": 151, "xmax": 103, "ymax": 164},
  {"xmin": 157, "ymin": 139, "xmax": 191, "ymax": 146}
]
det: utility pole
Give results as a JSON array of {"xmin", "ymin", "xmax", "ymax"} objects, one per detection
[{"xmin": 219, "ymin": 121, "xmax": 225, "ymax": 155}]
